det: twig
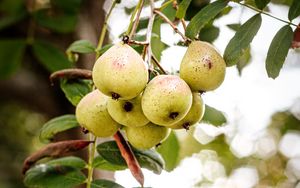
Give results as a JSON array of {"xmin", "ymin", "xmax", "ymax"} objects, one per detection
[
  {"xmin": 129, "ymin": 0, "xmax": 145, "ymax": 39},
  {"xmin": 151, "ymin": 56, "xmax": 167, "ymax": 74},
  {"xmin": 159, "ymin": 0, "xmax": 174, "ymax": 10},
  {"xmin": 153, "ymin": 9, "xmax": 191, "ymax": 43},
  {"xmin": 128, "ymin": 39, "xmax": 149, "ymax": 46},
  {"xmin": 86, "ymin": 136, "xmax": 97, "ymax": 188},
  {"xmin": 145, "ymin": 0, "xmax": 156, "ymax": 68},
  {"xmin": 49, "ymin": 69, "xmax": 92, "ymax": 85},
  {"xmin": 126, "ymin": 0, "xmax": 144, "ymax": 37}
]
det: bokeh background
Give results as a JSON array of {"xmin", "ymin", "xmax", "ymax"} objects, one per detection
[{"xmin": 1, "ymin": 0, "xmax": 300, "ymax": 188}]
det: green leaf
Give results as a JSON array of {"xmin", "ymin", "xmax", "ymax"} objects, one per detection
[
  {"xmin": 288, "ymin": 0, "xmax": 300, "ymax": 21},
  {"xmin": 91, "ymin": 179, "xmax": 125, "ymax": 188},
  {"xmin": 39, "ymin": 114, "xmax": 79, "ymax": 143},
  {"xmin": 67, "ymin": 40, "xmax": 96, "ymax": 54},
  {"xmin": 93, "ymin": 155, "xmax": 126, "ymax": 171},
  {"xmin": 237, "ymin": 46, "xmax": 252, "ymax": 75},
  {"xmin": 0, "ymin": 10, "xmax": 27, "ymax": 30},
  {"xmin": 24, "ymin": 165, "xmax": 85, "ymax": 188},
  {"xmin": 151, "ymin": 20, "xmax": 169, "ymax": 61},
  {"xmin": 0, "ymin": 39, "xmax": 26, "ymax": 79},
  {"xmin": 226, "ymin": 23, "xmax": 241, "ymax": 31},
  {"xmin": 156, "ymin": 131, "xmax": 179, "ymax": 171},
  {"xmin": 201, "ymin": 105, "xmax": 227, "ymax": 126},
  {"xmin": 270, "ymin": 111, "xmax": 300, "ymax": 135},
  {"xmin": 224, "ymin": 14, "xmax": 262, "ymax": 66},
  {"xmin": 185, "ymin": 0, "xmax": 228, "ymax": 39},
  {"xmin": 255, "ymin": 0, "xmax": 271, "ymax": 9},
  {"xmin": 51, "ymin": 0, "xmax": 82, "ymax": 14},
  {"xmin": 46, "ymin": 156, "xmax": 86, "ymax": 169},
  {"xmin": 199, "ymin": 25, "xmax": 220, "ymax": 42},
  {"xmin": 98, "ymin": 44, "xmax": 113, "ymax": 57},
  {"xmin": 60, "ymin": 79, "xmax": 93, "ymax": 106},
  {"xmin": 266, "ymin": 25, "xmax": 293, "ymax": 79},
  {"xmin": 33, "ymin": 40, "xmax": 72, "ymax": 72},
  {"xmin": 97, "ymin": 141, "xmax": 165, "ymax": 174},
  {"xmin": 176, "ymin": 0, "xmax": 192, "ymax": 19},
  {"xmin": 33, "ymin": 10, "xmax": 78, "ymax": 33}
]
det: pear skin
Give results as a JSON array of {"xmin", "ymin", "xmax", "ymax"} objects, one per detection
[
  {"xmin": 168, "ymin": 92, "xmax": 205, "ymax": 130},
  {"xmin": 92, "ymin": 42, "xmax": 148, "ymax": 100},
  {"xmin": 180, "ymin": 41, "xmax": 226, "ymax": 91},
  {"xmin": 125, "ymin": 122, "xmax": 170, "ymax": 150},
  {"xmin": 107, "ymin": 94, "xmax": 149, "ymax": 127},
  {"xmin": 75, "ymin": 90, "xmax": 119, "ymax": 137},
  {"xmin": 141, "ymin": 75, "xmax": 192, "ymax": 126}
]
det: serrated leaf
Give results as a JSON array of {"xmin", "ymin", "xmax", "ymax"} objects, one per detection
[
  {"xmin": 266, "ymin": 25, "xmax": 293, "ymax": 79},
  {"xmin": 201, "ymin": 105, "xmax": 227, "ymax": 126},
  {"xmin": 237, "ymin": 46, "xmax": 252, "ymax": 75},
  {"xmin": 224, "ymin": 14, "xmax": 262, "ymax": 66},
  {"xmin": 288, "ymin": 0, "xmax": 300, "ymax": 21},
  {"xmin": 24, "ymin": 164, "xmax": 85, "ymax": 188},
  {"xmin": 199, "ymin": 25, "xmax": 220, "ymax": 42},
  {"xmin": 0, "ymin": 39, "xmax": 26, "ymax": 79},
  {"xmin": 33, "ymin": 40, "xmax": 72, "ymax": 72},
  {"xmin": 40, "ymin": 114, "xmax": 79, "ymax": 143},
  {"xmin": 67, "ymin": 40, "xmax": 95, "ymax": 54},
  {"xmin": 92, "ymin": 155, "xmax": 126, "ymax": 171},
  {"xmin": 60, "ymin": 79, "xmax": 93, "ymax": 106},
  {"xmin": 46, "ymin": 156, "xmax": 86, "ymax": 169},
  {"xmin": 156, "ymin": 131, "xmax": 179, "ymax": 171},
  {"xmin": 91, "ymin": 179, "xmax": 125, "ymax": 188},
  {"xmin": 255, "ymin": 0, "xmax": 271, "ymax": 9},
  {"xmin": 186, "ymin": 0, "xmax": 228, "ymax": 39},
  {"xmin": 176, "ymin": 0, "xmax": 192, "ymax": 19},
  {"xmin": 97, "ymin": 141, "xmax": 164, "ymax": 174}
]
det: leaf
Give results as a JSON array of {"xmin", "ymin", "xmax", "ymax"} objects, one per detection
[
  {"xmin": 22, "ymin": 140, "xmax": 93, "ymax": 174},
  {"xmin": 224, "ymin": 14, "xmax": 262, "ymax": 66},
  {"xmin": 0, "ymin": 10, "xmax": 27, "ymax": 30},
  {"xmin": 67, "ymin": 40, "xmax": 96, "ymax": 54},
  {"xmin": 33, "ymin": 40, "xmax": 73, "ymax": 72},
  {"xmin": 291, "ymin": 26, "xmax": 300, "ymax": 49},
  {"xmin": 176, "ymin": 0, "xmax": 192, "ymax": 19},
  {"xmin": 151, "ymin": 20, "xmax": 168, "ymax": 61},
  {"xmin": 237, "ymin": 46, "xmax": 252, "ymax": 75},
  {"xmin": 46, "ymin": 156, "xmax": 87, "ymax": 169},
  {"xmin": 0, "ymin": 39, "xmax": 26, "ymax": 79},
  {"xmin": 226, "ymin": 23, "xmax": 241, "ymax": 31},
  {"xmin": 97, "ymin": 140, "xmax": 164, "ymax": 174},
  {"xmin": 39, "ymin": 114, "xmax": 79, "ymax": 143},
  {"xmin": 255, "ymin": 0, "xmax": 271, "ymax": 9},
  {"xmin": 199, "ymin": 25, "xmax": 220, "ymax": 42},
  {"xmin": 270, "ymin": 111, "xmax": 300, "ymax": 135},
  {"xmin": 266, "ymin": 25, "xmax": 293, "ymax": 79},
  {"xmin": 24, "ymin": 164, "xmax": 85, "ymax": 188},
  {"xmin": 91, "ymin": 179, "xmax": 125, "ymax": 188},
  {"xmin": 97, "ymin": 44, "xmax": 113, "ymax": 57},
  {"xmin": 156, "ymin": 131, "xmax": 179, "ymax": 171},
  {"xmin": 288, "ymin": 0, "xmax": 300, "ymax": 21},
  {"xmin": 201, "ymin": 105, "xmax": 227, "ymax": 126},
  {"xmin": 60, "ymin": 79, "xmax": 93, "ymax": 106},
  {"xmin": 185, "ymin": 0, "xmax": 228, "ymax": 39},
  {"xmin": 93, "ymin": 155, "xmax": 126, "ymax": 171}
]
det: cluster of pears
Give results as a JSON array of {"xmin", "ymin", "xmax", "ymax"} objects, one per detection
[{"xmin": 76, "ymin": 40, "xmax": 226, "ymax": 150}]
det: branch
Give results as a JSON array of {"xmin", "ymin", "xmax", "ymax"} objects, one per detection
[
  {"xmin": 145, "ymin": 0, "xmax": 156, "ymax": 67},
  {"xmin": 151, "ymin": 55, "xmax": 167, "ymax": 74},
  {"xmin": 49, "ymin": 69, "xmax": 92, "ymax": 85}
]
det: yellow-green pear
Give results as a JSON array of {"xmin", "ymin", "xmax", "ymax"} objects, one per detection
[
  {"xmin": 180, "ymin": 41, "xmax": 226, "ymax": 91},
  {"xmin": 92, "ymin": 42, "xmax": 148, "ymax": 100},
  {"xmin": 141, "ymin": 75, "xmax": 192, "ymax": 126},
  {"xmin": 75, "ymin": 90, "xmax": 119, "ymax": 137},
  {"xmin": 168, "ymin": 93, "xmax": 205, "ymax": 130},
  {"xmin": 107, "ymin": 94, "xmax": 149, "ymax": 127},
  {"xmin": 125, "ymin": 122, "xmax": 170, "ymax": 150}
]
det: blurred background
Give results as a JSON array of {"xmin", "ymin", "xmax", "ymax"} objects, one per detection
[{"xmin": 1, "ymin": 0, "xmax": 300, "ymax": 188}]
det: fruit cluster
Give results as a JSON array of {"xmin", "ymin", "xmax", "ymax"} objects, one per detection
[{"xmin": 76, "ymin": 40, "xmax": 226, "ymax": 150}]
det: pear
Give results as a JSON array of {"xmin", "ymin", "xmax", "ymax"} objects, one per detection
[
  {"xmin": 125, "ymin": 122, "xmax": 170, "ymax": 150},
  {"xmin": 168, "ymin": 93, "xmax": 205, "ymax": 130},
  {"xmin": 141, "ymin": 75, "xmax": 192, "ymax": 126},
  {"xmin": 92, "ymin": 42, "xmax": 148, "ymax": 100},
  {"xmin": 75, "ymin": 90, "xmax": 119, "ymax": 137},
  {"xmin": 180, "ymin": 41, "xmax": 226, "ymax": 91},
  {"xmin": 107, "ymin": 94, "xmax": 149, "ymax": 127}
]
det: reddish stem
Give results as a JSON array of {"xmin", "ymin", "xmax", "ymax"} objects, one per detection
[{"xmin": 49, "ymin": 68, "xmax": 92, "ymax": 85}]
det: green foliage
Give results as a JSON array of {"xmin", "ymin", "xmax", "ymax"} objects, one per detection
[
  {"xmin": 288, "ymin": 0, "xmax": 300, "ymax": 21},
  {"xmin": 266, "ymin": 25, "xmax": 293, "ymax": 79},
  {"xmin": 270, "ymin": 111, "xmax": 300, "ymax": 135},
  {"xmin": 39, "ymin": 114, "xmax": 79, "ymax": 143},
  {"xmin": 255, "ymin": 0, "xmax": 271, "ymax": 9},
  {"xmin": 33, "ymin": 40, "xmax": 73, "ymax": 72},
  {"xmin": 224, "ymin": 14, "xmax": 261, "ymax": 66},
  {"xmin": 237, "ymin": 46, "xmax": 252, "ymax": 75},
  {"xmin": 0, "ymin": 39, "xmax": 26, "ymax": 79},
  {"xmin": 91, "ymin": 179, "xmax": 125, "ymax": 188},
  {"xmin": 185, "ymin": 0, "xmax": 228, "ymax": 39},
  {"xmin": 60, "ymin": 79, "xmax": 93, "ymax": 106},
  {"xmin": 67, "ymin": 40, "xmax": 96, "ymax": 54},
  {"xmin": 176, "ymin": 0, "xmax": 192, "ymax": 19},
  {"xmin": 46, "ymin": 156, "xmax": 87, "ymax": 169},
  {"xmin": 201, "ymin": 105, "xmax": 227, "ymax": 126},
  {"xmin": 93, "ymin": 155, "xmax": 126, "ymax": 171},
  {"xmin": 156, "ymin": 131, "xmax": 180, "ymax": 171},
  {"xmin": 0, "ymin": 0, "xmax": 27, "ymax": 30},
  {"xmin": 96, "ymin": 141, "xmax": 165, "ymax": 174},
  {"xmin": 199, "ymin": 25, "xmax": 220, "ymax": 42}
]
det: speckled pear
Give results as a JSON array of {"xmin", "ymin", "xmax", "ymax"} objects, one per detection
[
  {"xmin": 141, "ymin": 75, "xmax": 193, "ymax": 126},
  {"xmin": 125, "ymin": 122, "xmax": 170, "ymax": 150},
  {"xmin": 168, "ymin": 93, "xmax": 205, "ymax": 130},
  {"xmin": 107, "ymin": 94, "xmax": 149, "ymax": 127},
  {"xmin": 180, "ymin": 41, "xmax": 226, "ymax": 91},
  {"xmin": 92, "ymin": 42, "xmax": 148, "ymax": 100},
  {"xmin": 75, "ymin": 90, "xmax": 119, "ymax": 137}
]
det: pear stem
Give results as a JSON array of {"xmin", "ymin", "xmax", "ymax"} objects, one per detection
[{"xmin": 126, "ymin": 0, "xmax": 145, "ymax": 39}]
